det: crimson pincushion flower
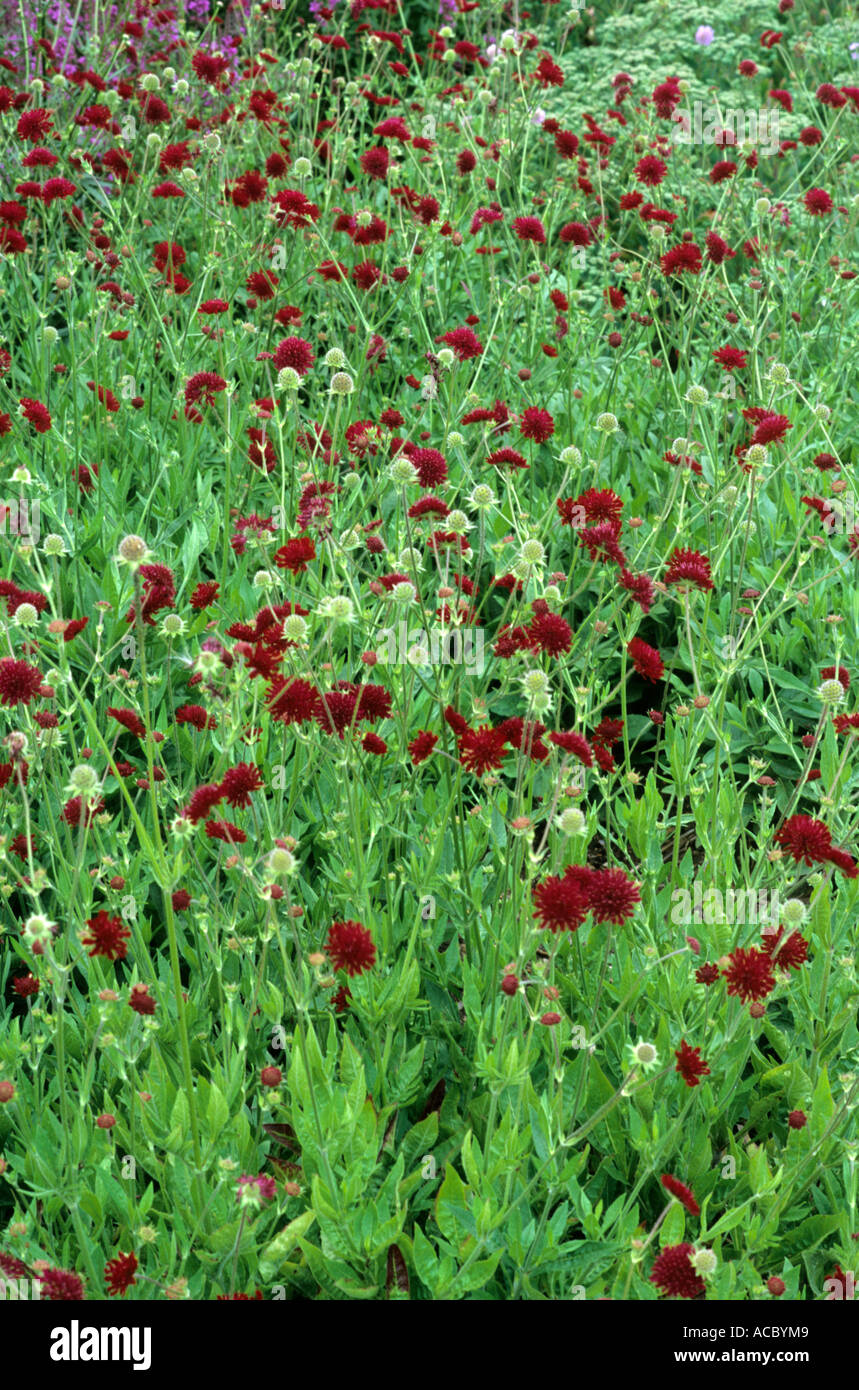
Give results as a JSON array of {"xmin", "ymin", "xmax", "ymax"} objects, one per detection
[
  {"xmin": 18, "ymin": 397, "xmax": 52, "ymax": 432},
  {"xmin": 266, "ymin": 676, "xmax": 317, "ymax": 725},
  {"xmin": 761, "ymin": 926, "xmax": 808, "ymax": 971},
  {"xmin": 627, "ymin": 636, "xmax": 664, "ymax": 682},
  {"xmin": 82, "ymin": 910, "xmax": 131, "ymax": 961},
  {"xmin": 533, "ymin": 868, "xmax": 592, "ymax": 933},
  {"xmin": 274, "ymin": 536, "xmax": 316, "ymax": 573},
  {"xmin": 220, "ymin": 762, "xmax": 264, "ymax": 809},
  {"xmin": 660, "ymin": 1174, "xmax": 701, "ymax": 1217},
  {"xmin": 722, "ymin": 947, "xmax": 775, "ymax": 1002},
  {"xmin": 0, "ymin": 658, "xmax": 43, "ymax": 706},
  {"xmin": 326, "ymin": 919, "xmax": 376, "ymax": 977},
  {"xmin": 650, "ymin": 1244, "xmax": 706, "ymax": 1299},
  {"xmin": 38, "ymin": 1267, "xmax": 85, "ymax": 1300},
  {"xmin": 634, "ymin": 155, "xmax": 667, "ymax": 186},
  {"xmin": 713, "ymin": 346, "xmax": 747, "ymax": 371},
  {"xmin": 512, "ymin": 216, "xmax": 546, "ymax": 243},
  {"xmin": 105, "ymin": 1251, "xmax": 138, "ymax": 1297},
  {"xmin": 587, "ymin": 867, "xmax": 641, "ymax": 923},
  {"xmin": 664, "ymin": 547, "xmax": 713, "ymax": 591},
  {"xmin": 529, "ymin": 610, "xmax": 572, "ymax": 655},
  {"xmin": 274, "ymin": 337, "xmax": 314, "ymax": 376},
  {"xmin": 660, "ymin": 242, "xmax": 703, "ymax": 276},
  {"xmin": 774, "ymin": 814, "xmax": 834, "ymax": 865},
  {"xmin": 435, "ymin": 326, "xmax": 483, "ymax": 361},
  {"xmin": 408, "ymin": 731, "xmax": 438, "ymax": 765},
  {"xmin": 184, "ymin": 372, "xmax": 227, "ymax": 418},
  {"xmin": 519, "ymin": 408, "xmax": 555, "ymax": 444},
  {"xmin": 458, "ymin": 726, "xmax": 508, "ymax": 775},
  {"xmin": 675, "ymin": 1039, "xmax": 710, "ymax": 1087},
  {"xmin": 804, "ymin": 188, "xmax": 833, "ymax": 215}
]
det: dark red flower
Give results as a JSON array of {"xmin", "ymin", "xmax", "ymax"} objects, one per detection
[
  {"xmin": 760, "ymin": 926, "xmax": 808, "ymax": 971},
  {"xmin": 664, "ymin": 548, "xmax": 713, "ymax": 591},
  {"xmin": 326, "ymin": 919, "xmax": 376, "ymax": 976},
  {"xmin": 408, "ymin": 731, "xmax": 438, "ymax": 765},
  {"xmin": 587, "ymin": 867, "xmax": 640, "ymax": 924},
  {"xmin": 660, "ymin": 242, "xmax": 702, "ymax": 276},
  {"xmin": 38, "ymin": 1267, "xmax": 85, "ymax": 1301},
  {"xmin": 627, "ymin": 637, "xmax": 664, "ymax": 682},
  {"xmin": 774, "ymin": 814, "xmax": 833, "ymax": 865},
  {"xmin": 274, "ymin": 337, "xmax": 314, "ymax": 376},
  {"xmin": 512, "ymin": 216, "xmax": 546, "ymax": 243},
  {"xmin": 660, "ymin": 1174, "xmax": 700, "ymax": 1217},
  {"xmin": 675, "ymin": 1040, "xmax": 710, "ymax": 1087},
  {"xmin": 804, "ymin": 187, "xmax": 833, "ymax": 215},
  {"xmin": 634, "ymin": 155, "xmax": 667, "ymax": 186},
  {"xmin": 220, "ymin": 762, "xmax": 263, "ymax": 808},
  {"xmin": 105, "ymin": 1251, "xmax": 138, "ymax": 1297},
  {"xmin": 722, "ymin": 947, "xmax": 775, "ymax": 1002},
  {"xmin": 713, "ymin": 346, "xmax": 747, "ymax": 371},
  {"xmin": 519, "ymin": 408, "xmax": 554, "ymax": 444},
  {"xmin": 129, "ymin": 983, "xmax": 156, "ymax": 1016},
  {"xmin": 533, "ymin": 868, "xmax": 592, "ymax": 933},
  {"xmin": 650, "ymin": 1244, "xmax": 705, "ymax": 1298},
  {"xmin": 0, "ymin": 658, "xmax": 43, "ymax": 706},
  {"xmin": 82, "ymin": 910, "xmax": 131, "ymax": 961}
]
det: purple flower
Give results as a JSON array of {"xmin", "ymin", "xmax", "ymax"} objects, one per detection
[{"xmin": 695, "ymin": 25, "xmax": 715, "ymax": 45}]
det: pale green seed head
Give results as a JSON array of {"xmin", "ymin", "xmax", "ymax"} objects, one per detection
[
  {"xmin": 556, "ymin": 806, "xmax": 586, "ymax": 836},
  {"xmin": 817, "ymin": 678, "xmax": 845, "ymax": 705},
  {"xmin": 520, "ymin": 538, "xmax": 545, "ymax": 566},
  {"xmin": 282, "ymin": 614, "xmax": 308, "ymax": 642},
  {"xmin": 160, "ymin": 613, "xmax": 185, "ymax": 638}
]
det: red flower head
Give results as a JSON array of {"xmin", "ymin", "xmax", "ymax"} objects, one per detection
[
  {"xmin": 760, "ymin": 926, "xmax": 808, "ymax": 971},
  {"xmin": 675, "ymin": 1039, "xmax": 710, "ymax": 1087},
  {"xmin": 803, "ymin": 188, "xmax": 833, "ymax": 215},
  {"xmin": 722, "ymin": 947, "xmax": 775, "ymax": 1002},
  {"xmin": 660, "ymin": 1174, "xmax": 700, "ymax": 1217},
  {"xmin": 627, "ymin": 636, "xmax": 664, "ymax": 682},
  {"xmin": 37, "ymin": 1267, "xmax": 86, "ymax": 1301},
  {"xmin": 713, "ymin": 346, "xmax": 747, "ymax": 371},
  {"xmin": 105, "ymin": 1251, "xmax": 138, "ymax": 1297},
  {"xmin": 533, "ymin": 867, "xmax": 593, "ymax": 933},
  {"xmin": 660, "ymin": 242, "xmax": 703, "ymax": 276},
  {"xmin": 219, "ymin": 762, "xmax": 263, "ymax": 808},
  {"xmin": 512, "ymin": 216, "xmax": 546, "ymax": 243},
  {"xmin": 519, "ymin": 408, "xmax": 555, "ymax": 444},
  {"xmin": 82, "ymin": 910, "xmax": 131, "ymax": 961},
  {"xmin": 650, "ymin": 1244, "xmax": 706, "ymax": 1298},
  {"xmin": 664, "ymin": 547, "xmax": 713, "ymax": 591},
  {"xmin": 18, "ymin": 397, "xmax": 52, "ymax": 432},
  {"xmin": 408, "ymin": 731, "xmax": 438, "ymax": 765},
  {"xmin": 0, "ymin": 658, "xmax": 43, "ymax": 706},
  {"xmin": 274, "ymin": 337, "xmax": 314, "ymax": 376},
  {"xmin": 774, "ymin": 814, "xmax": 832, "ymax": 865},
  {"xmin": 588, "ymin": 867, "xmax": 641, "ymax": 923},
  {"xmin": 435, "ymin": 326, "xmax": 483, "ymax": 360},
  {"xmin": 326, "ymin": 919, "xmax": 376, "ymax": 977},
  {"xmin": 274, "ymin": 536, "xmax": 316, "ymax": 573}
]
